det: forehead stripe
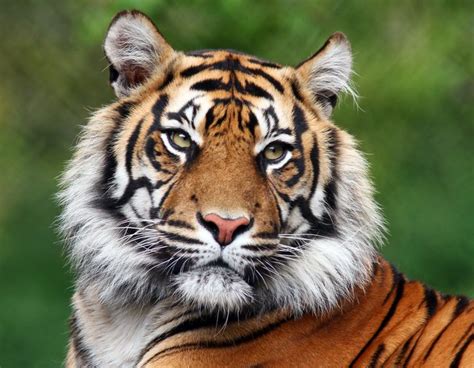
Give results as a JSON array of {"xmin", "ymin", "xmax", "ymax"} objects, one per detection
[
  {"xmin": 148, "ymin": 94, "xmax": 169, "ymax": 134},
  {"xmin": 180, "ymin": 58, "xmax": 284, "ymax": 93},
  {"xmin": 247, "ymin": 58, "xmax": 282, "ymax": 69},
  {"xmin": 191, "ymin": 78, "xmax": 274, "ymax": 101}
]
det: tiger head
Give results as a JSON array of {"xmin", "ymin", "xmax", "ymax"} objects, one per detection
[{"xmin": 59, "ymin": 11, "xmax": 383, "ymax": 315}]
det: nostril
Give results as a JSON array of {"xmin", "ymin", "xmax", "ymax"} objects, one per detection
[
  {"xmin": 197, "ymin": 212, "xmax": 219, "ymax": 237},
  {"xmin": 231, "ymin": 220, "xmax": 252, "ymax": 241},
  {"xmin": 198, "ymin": 212, "xmax": 252, "ymax": 246},
  {"xmin": 205, "ymin": 219, "xmax": 219, "ymax": 238}
]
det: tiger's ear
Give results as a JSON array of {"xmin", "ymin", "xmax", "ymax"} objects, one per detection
[
  {"xmin": 296, "ymin": 32, "xmax": 355, "ymax": 116},
  {"xmin": 104, "ymin": 10, "xmax": 175, "ymax": 97}
]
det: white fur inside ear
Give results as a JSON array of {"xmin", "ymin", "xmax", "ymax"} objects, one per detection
[
  {"xmin": 299, "ymin": 34, "xmax": 357, "ymax": 114},
  {"xmin": 105, "ymin": 15, "xmax": 159, "ymax": 71},
  {"xmin": 104, "ymin": 12, "xmax": 172, "ymax": 97}
]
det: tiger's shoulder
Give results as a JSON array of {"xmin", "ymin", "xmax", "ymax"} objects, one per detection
[{"xmin": 138, "ymin": 259, "xmax": 473, "ymax": 367}]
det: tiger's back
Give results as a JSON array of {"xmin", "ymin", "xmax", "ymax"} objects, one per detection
[{"xmin": 61, "ymin": 10, "xmax": 473, "ymax": 367}]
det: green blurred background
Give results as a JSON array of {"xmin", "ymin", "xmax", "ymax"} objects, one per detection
[{"xmin": 0, "ymin": 0, "xmax": 472, "ymax": 366}]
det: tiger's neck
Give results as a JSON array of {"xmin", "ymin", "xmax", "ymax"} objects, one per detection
[{"xmin": 68, "ymin": 258, "xmax": 461, "ymax": 367}]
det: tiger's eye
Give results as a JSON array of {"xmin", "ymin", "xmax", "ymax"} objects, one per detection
[
  {"xmin": 170, "ymin": 131, "xmax": 191, "ymax": 149},
  {"xmin": 263, "ymin": 143, "xmax": 285, "ymax": 161}
]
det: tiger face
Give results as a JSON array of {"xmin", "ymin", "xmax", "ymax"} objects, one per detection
[{"xmin": 60, "ymin": 11, "xmax": 383, "ymax": 315}]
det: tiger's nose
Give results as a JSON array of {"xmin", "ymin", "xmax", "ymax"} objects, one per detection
[{"xmin": 201, "ymin": 213, "xmax": 251, "ymax": 246}]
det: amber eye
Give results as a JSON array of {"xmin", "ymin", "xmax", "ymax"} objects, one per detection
[
  {"xmin": 263, "ymin": 142, "xmax": 286, "ymax": 162},
  {"xmin": 168, "ymin": 130, "xmax": 192, "ymax": 150}
]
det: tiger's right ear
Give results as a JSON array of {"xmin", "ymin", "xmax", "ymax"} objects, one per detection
[{"xmin": 104, "ymin": 10, "xmax": 175, "ymax": 98}]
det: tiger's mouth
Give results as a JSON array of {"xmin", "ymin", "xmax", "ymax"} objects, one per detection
[
  {"xmin": 190, "ymin": 258, "xmax": 252, "ymax": 285},
  {"xmin": 199, "ymin": 258, "xmax": 239, "ymax": 272}
]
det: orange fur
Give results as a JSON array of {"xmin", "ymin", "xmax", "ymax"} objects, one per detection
[{"xmin": 138, "ymin": 260, "xmax": 473, "ymax": 367}]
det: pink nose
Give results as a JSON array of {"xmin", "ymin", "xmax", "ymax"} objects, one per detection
[{"xmin": 203, "ymin": 213, "xmax": 250, "ymax": 246}]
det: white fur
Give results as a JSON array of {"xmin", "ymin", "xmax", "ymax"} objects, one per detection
[
  {"xmin": 104, "ymin": 12, "xmax": 170, "ymax": 97},
  {"xmin": 301, "ymin": 35, "xmax": 358, "ymax": 115},
  {"xmin": 173, "ymin": 268, "xmax": 253, "ymax": 313},
  {"xmin": 73, "ymin": 294, "xmax": 198, "ymax": 367}
]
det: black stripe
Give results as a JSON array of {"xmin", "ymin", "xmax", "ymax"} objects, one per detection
[
  {"xmin": 145, "ymin": 136, "xmax": 172, "ymax": 173},
  {"xmin": 143, "ymin": 318, "xmax": 288, "ymax": 364},
  {"xmin": 283, "ymin": 105, "xmax": 307, "ymax": 187},
  {"xmin": 244, "ymin": 81, "xmax": 274, "ymax": 100},
  {"xmin": 324, "ymin": 128, "xmax": 339, "ymax": 212},
  {"xmin": 247, "ymin": 110, "xmax": 259, "ymax": 136},
  {"xmin": 453, "ymin": 296, "xmax": 469, "ymax": 317},
  {"xmin": 253, "ymin": 231, "xmax": 279, "ymax": 239},
  {"xmin": 450, "ymin": 334, "xmax": 473, "ymax": 368},
  {"xmin": 247, "ymin": 58, "xmax": 282, "ymax": 69},
  {"xmin": 186, "ymin": 58, "xmax": 284, "ymax": 96},
  {"xmin": 309, "ymin": 135, "xmax": 320, "ymax": 201},
  {"xmin": 152, "ymin": 181, "xmax": 177, "ymax": 221},
  {"xmin": 158, "ymin": 72, "xmax": 174, "ymax": 90},
  {"xmin": 293, "ymin": 103, "xmax": 308, "ymax": 135},
  {"xmin": 166, "ymin": 220, "xmax": 194, "ymax": 230},
  {"xmin": 148, "ymin": 94, "xmax": 169, "ymax": 134},
  {"xmin": 159, "ymin": 230, "xmax": 204, "ymax": 245},
  {"xmin": 349, "ymin": 272, "xmax": 405, "ymax": 367},
  {"xmin": 184, "ymin": 50, "xmax": 214, "ymax": 58},
  {"xmin": 262, "ymin": 106, "xmax": 280, "ymax": 133},
  {"xmin": 181, "ymin": 52, "xmax": 284, "ymax": 91},
  {"xmin": 453, "ymin": 324, "xmax": 473, "ymax": 351},
  {"xmin": 116, "ymin": 101, "xmax": 134, "ymax": 118},
  {"xmin": 423, "ymin": 323, "xmax": 452, "ymax": 362},
  {"xmin": 368, "ymin": 344, "xmax": 385, "ymax": 368},
  {"xmin": 291, "ymin": 80, "xmax": 304, "ymax": 102},
  {"xmin": 293, "ymin": 196, "xmax": 337, "ymax": 238},
  {"xmin": 167, "ymin": 99, "xmax": 200, "ymax": 129},
  {"xmin": 191, "ymin": 78, "xmax": 229, "ymax": 92},
  {"xmin": 383, "ymin": 264, "xmax": 403, "ymax": 305},
  {"xmin": 210, "ymin": 58, "xmax": 284, "ymax": 93},
  {"xmin": 114, "ymin": 176, "xmax": 154, "ymax": 207},
  {"xmin": 125, "ymin": 118, "xmax": 145, "ymax": 174},
  {"xmin": 424, "ymin": 286, "xmax": 438, "ymax": 318},
  {"xmin": 395, "ymin": 335, "xmax": 415, "ymax": 366},
  {"xmin": 94, "ymin": 102, "xmax": 134, "ymax": 215},
  {"xmin": 249, "ymin": 67, "xmax": 284, "ymax": 93},
  {"xmin": 423, "ymin": 295, "xmax": 470, "ymax": 361},
  {"xmin": 180, "ymin": 64, "xmax": 210, "ymax": 78},
  {"xmin": 192, "ymin": 77, "xmax": 277, "ymax": 101},
  {"xmin": 69, "ymin": 313, "xmax": 96, "ymax": 367},
  {"xmin": 141, "ymin": 313, "xmax": 246, "ymax": 359},
  {"xmin": 403, "ymin": 328, "xmax": 426, "ymax": 367},
  {"xmin": 242, "ymin": 243, "xmax": 278, "ymax": 251}
]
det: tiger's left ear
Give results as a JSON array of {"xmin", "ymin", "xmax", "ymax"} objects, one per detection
[
  {"xmin": 296, "ymin": 32, "xmax": 355, "ymax": 116},
  {"xmin": 104, "ymin": 10, "xmax": 175, "ymax": 98}
]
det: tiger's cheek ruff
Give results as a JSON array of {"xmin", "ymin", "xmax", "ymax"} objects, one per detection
[
  {"xmin": 58, "ymin": 105, "xmax": 169, "ymax": 307},
  {"xmin": 258, "ymin": 121, "xmax": 384, "ymax": 315}
]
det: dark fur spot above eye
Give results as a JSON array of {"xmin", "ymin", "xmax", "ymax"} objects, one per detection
[
  {"xmin": 190, "ymin": 194, "xmax": 198, "ymax": 202},
  {"xmin": 255, "ymin": 202, "xmax": 261, "ymax": 209}
]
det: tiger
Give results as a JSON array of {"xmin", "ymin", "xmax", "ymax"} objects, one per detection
[{"xmin": 59, "ymin": 9, "xmax": 473, "ymax": 368}]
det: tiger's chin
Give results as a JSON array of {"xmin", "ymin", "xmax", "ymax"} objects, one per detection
[{"xmin": 172, "ymin": 266, "xmax": 254, "ymax": 313}]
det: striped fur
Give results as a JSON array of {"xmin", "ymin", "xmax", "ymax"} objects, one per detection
[{"xmin": 60, "ymin": 10, "xmax": 473, "ymax": 367}]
